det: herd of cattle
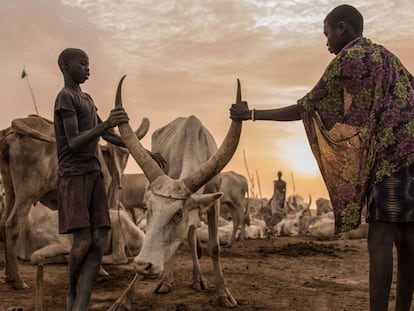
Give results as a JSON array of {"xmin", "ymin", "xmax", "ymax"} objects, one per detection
[{"xmin": 0, "ymin": 79, "xmax": 368, "ymax": 308}]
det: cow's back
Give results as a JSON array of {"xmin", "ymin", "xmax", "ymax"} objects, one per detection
[
  {"xmin": 220, "ymin": 171, "xmax": 248, "ymax": 205},
  {"xmin": 152, "ymin": 116, "xmax": 218, "ymax": 180}
]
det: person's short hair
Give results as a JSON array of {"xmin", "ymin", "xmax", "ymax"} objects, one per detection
[
  {"xmin": 325, "ymin": 4, "xmax": 364, "ymax": 35},
  {"xmin": 57, "ymin": 48, "xmax": 87, "ymax": 72}
]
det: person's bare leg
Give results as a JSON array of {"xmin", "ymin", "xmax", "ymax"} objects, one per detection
[
  {"xmin": 67, "ymin": 228, "xmax": 92, "ymax": 311},
  {"xmin": 395, "ymin": 223, "xmax": 414, "ymax": 311},
  {"xmin": 72, "ymin": 228, "xmax": 109, "ymax": 311},
  {"xmin": 368, "ymin": 219, "xmax": 395, "ymax": 311}
]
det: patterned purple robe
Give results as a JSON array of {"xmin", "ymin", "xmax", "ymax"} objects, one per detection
[{"xmin": 297, "ymin": 37, "xmax": 414, "ymax": 233}]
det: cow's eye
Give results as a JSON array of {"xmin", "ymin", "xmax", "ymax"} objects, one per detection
[{"xmin": 170, "ymin": 209, "xmax": 183, "ymax": 224}]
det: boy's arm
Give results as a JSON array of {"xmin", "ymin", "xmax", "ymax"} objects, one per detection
[
  {"xmin": 63, "ymin": 107, "xmax": 128, "ymax": 151},
  {"xmin": 100, "ymin": 121, "xmax": 125, "ymax": 147}
]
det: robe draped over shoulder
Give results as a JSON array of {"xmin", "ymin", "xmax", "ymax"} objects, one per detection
[{"xmin": 297, "ymin": 37, "xmax": 414, "ymax": 233}]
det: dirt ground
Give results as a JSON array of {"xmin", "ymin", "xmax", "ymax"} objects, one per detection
[{"xmin": 0, "ymin": 236, "xmax": 401, "ymax": 311}]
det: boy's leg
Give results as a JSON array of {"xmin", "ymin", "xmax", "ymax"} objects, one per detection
[
  {"xmin": 72, "ymin": 227, "xmax": 109, "ymax": 311},
  {"xmin": 395, "ymin": 223, "xmax": 414, "ymax": 311},
  {"xmin": 67, "ymin": 228, "xmax": 92, "ymax": 311},
  {"xmin": 367, "ymin": 219, "xmax": 395, "ymax": 311}
]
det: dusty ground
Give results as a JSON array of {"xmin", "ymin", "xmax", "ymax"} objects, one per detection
[{"xmin": 0, "ymin": 236, "xmax": 401, "ymax": 311}]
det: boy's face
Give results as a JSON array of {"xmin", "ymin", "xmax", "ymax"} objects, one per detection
[
  {"xmin": 64, "ymin": 52, "xmax": 90, "ymax": 84},
  {"xmin": 323, "ymin": 21, "xmax": 346, "ymax": 55}
]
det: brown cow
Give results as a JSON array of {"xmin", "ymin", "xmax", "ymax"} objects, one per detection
[
  {"xmin": 119, "ymin": 173, "xmax": 148, "ymax": 224},
  {"xmin": 0, "ymin": 114, "xmax": 149, "ymax": 289}
]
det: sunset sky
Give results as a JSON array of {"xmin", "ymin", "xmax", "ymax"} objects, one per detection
[{"xmin": 2, "ymin": 0, "xmax": 414, "ymax": 202}]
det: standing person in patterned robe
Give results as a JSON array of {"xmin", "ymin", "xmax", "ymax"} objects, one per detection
[
  {"xmin": 230, "ymin": 4, "xmax": 414, "ymax": 311},
  {"xmin": 269, "ymin": 171, "xmax": 286, "ymax": 226}
]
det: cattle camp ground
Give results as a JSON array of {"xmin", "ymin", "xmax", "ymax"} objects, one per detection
[
  {"xmin": 0, "ymin": 113, "xmax": 400, "ymax": 310},
  {"xmin": 0, "ymin": 233, "xmax": 402, "ymax": 310}
]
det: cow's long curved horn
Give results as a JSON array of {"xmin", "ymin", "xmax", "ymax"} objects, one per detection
[
  {"xmin": 182, "ymin": 79, "xmax": 243, "ymax": 192},
  {"xmin": 115, "ymin": 75, "xmax": 165, "ymax": 183},
  {"xmin": 135, "ymin": 117, "xmax": 150, "ymax": 140}
]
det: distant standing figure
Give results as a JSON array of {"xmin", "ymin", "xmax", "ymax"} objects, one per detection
[{"xmin": 270, "ymin": 171, "xmax": 286, "ymax": 225}]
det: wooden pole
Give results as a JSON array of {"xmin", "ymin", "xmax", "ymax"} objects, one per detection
[
  {"xmin": 243, "ymin": 149, "xmax": 256, "ymax": 198},
  {"xmin": 255, "ymin": 169, "xmax": 262, "ymax": 198},
  {"xmin": 35, "ymin": 264, "xmax": 44, "ymax": 311},
  {"xmin": 107, "ymin": 274, "xmax": 142, "ymax": 311},
  {"xmin": 290, "ymin": 171, "xmax": 296, "ymax": 196},
  {"xmin": 25, "ymin": 76, "xmax": 39, "ymax": 115}
]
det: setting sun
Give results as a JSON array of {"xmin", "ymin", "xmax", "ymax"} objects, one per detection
[{"xmin": 283, "ymin": 136, "xmax": 320, "ymax": 176}]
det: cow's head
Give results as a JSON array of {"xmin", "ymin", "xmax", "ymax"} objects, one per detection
[
  {"xmin": 137, "ymin": 175, "xmax": 222, "ymax": 276},
  {"xmin": 114, "ymin": 76, "xmax": 242, "ymax": 278}
]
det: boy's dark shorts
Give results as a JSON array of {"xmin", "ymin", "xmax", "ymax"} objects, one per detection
[{"xmin": 58, "ymin": 171, "xmax": 111, "ymax": 234}]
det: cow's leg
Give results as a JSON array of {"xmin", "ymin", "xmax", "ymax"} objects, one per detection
[
  {"xmin": 226, "ymin": 203, "xmax": 247, "ymax": 248},
  {"xmin": 207, "ymin": 201, "xmax": 237, "ymax": 308},
  {"xmin": 30, "ymin": 243, "xmax": 71, "ymax": 264},
  {"xmin": 368, "ymin": 219, "xmax": 394, "ymax": 311},
  {"xmin": 188, "ymin": 224, "xmax": 208, "ymax": 291},
  {"xmin": 70, "ymin": 227, "xmax": 108, "ymax": 311},
  {"xmin": 102, "ymin": 222, "xmax": 129, "ymax": 265},
  {"xmin": 0, "ymin": 159, "xmax": 14, "ymax": 279},
  {"xmin": 394, "ymin": 223, "xmax": 414, "ymax": 311},
  {"xmin": 224, "ymin": 204, "xmax": 237, "ymax": 248},
  {"xmin": 0, "ymin": 159, "xmax": 14, "ymax": 238},
  {"xmin": 236, "ymin": 201, "xmax": 247, "ymax": 243},
  {"xmin": 4, "ymin": 197, "xmax": 33, "ymax": 289}
]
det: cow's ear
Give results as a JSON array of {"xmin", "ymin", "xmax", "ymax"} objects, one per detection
[{"xmin": 191, "ymin": 192, "xmax": 223, "ymax": 213}]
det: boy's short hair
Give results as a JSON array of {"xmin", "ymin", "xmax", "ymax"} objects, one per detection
[
  {"xmin": 57, "ymin": 48, "xmax": 88, "ymax": 72},
  {"xmin": 325, "ymin": 4, "xmax": 364, "ymax": 35}
]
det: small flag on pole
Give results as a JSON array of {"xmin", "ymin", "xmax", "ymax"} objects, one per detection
[{"xmin": 21, "ymin": 69, "xmax": 27, "ymax": 79}]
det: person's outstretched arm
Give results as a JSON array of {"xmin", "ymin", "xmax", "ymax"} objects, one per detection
[
  {"xmin": 63, "ymin": 107, "xmax": 128, "ymax": 151},
  {"xmin": 230, "ymin": 102, "xmax": 301, "ymax": 122}
]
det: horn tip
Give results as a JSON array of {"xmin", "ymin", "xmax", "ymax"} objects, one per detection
[
  {"xmin": 115, "ymin": 75, "xmax": 127, "ymax": 108},
  {"xmin": 236, "ymin": 78, "xmax": 242, "ymax": 104}
]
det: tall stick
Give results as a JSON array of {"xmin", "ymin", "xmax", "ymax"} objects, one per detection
[
  {"xmin": 255, "ymin": 169, "xmax": 262, "ymax": 198},
  {"xmin": 290, "ymin": 171, "xmax": 296, "ymax": 196},
  {"xmin": 243, "ymin": 149, "xmax": 256, "ymax": 198},
  {"xmin": 22, "ymin": 69, "xmax": 39, "ymax": 115}
]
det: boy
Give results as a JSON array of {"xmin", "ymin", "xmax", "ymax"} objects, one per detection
[
  {"xmin": 54, "ymin": 48, "xmax": 163, "ymax": 311},
  {"xmin": 230, "ymin": 5, "xmax": 414, "ymax": 311}
]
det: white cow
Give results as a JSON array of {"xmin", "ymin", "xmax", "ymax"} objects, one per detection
[
  {"xmin": 196, "ymin": 217, "xmax": 268, "ymax": 245},
  {"xmin": 315, "ymin": 197, "xmax": 333, "ymax": 216},
  {"xmin": 197, "ymin": 218, "xmax": 233, "ymax": 245},
  {"xmin": 273, "ymin": 194, "xmax": 312, "ymax": 237},
  {"xmin": 243, "ymin": 218, "xmax": 269, "ymax": 240},
  {"xmin": 115, "ymin": 77, "xmax": 242, "ymax": 307},
  {"xmin": 219, "ymin": 171, "xmax": 249, "ymax": 247},
  {"xmin": 307, "ymin": 212, "xmax": 335, "ymax": 240},
  {"xmin": 16, "ymin": 202, "xmax": 145, "ymax": 265}
]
